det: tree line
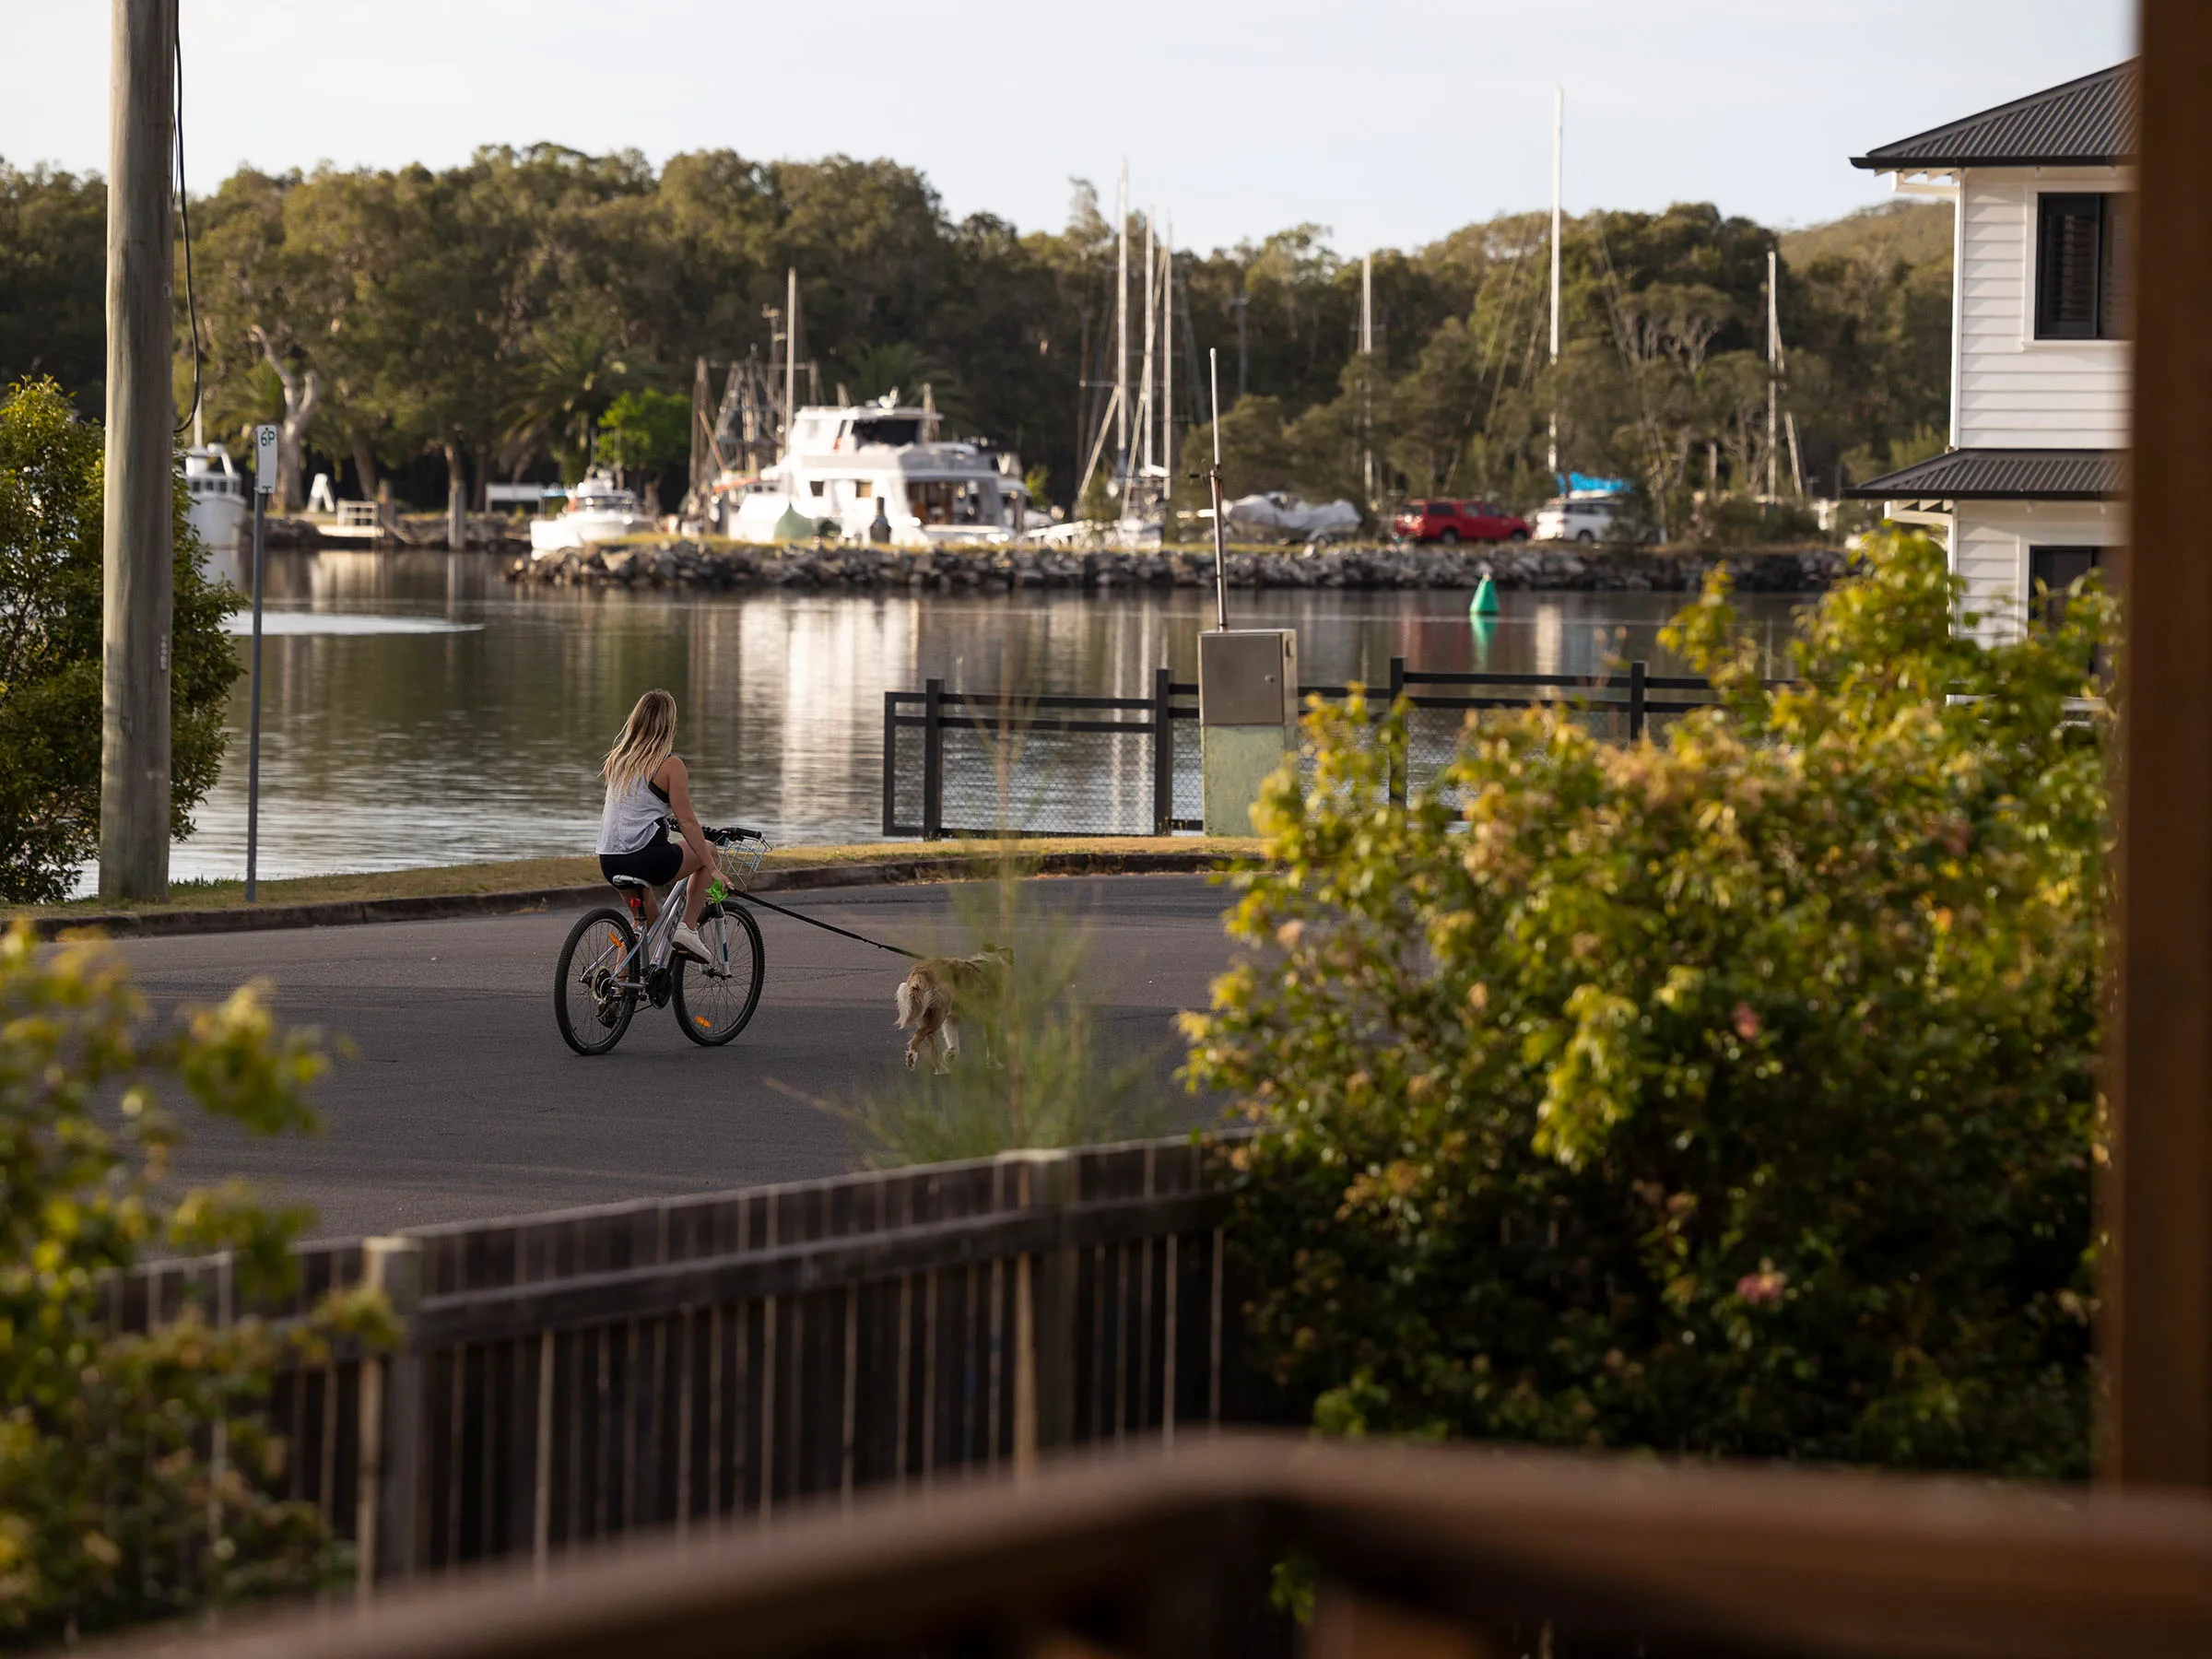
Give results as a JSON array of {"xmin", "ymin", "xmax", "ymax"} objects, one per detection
[{"xmin": 0, "ymin": 147, "xmax": 1951, "ymax": 530}]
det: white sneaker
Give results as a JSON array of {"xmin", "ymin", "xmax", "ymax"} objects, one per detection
[{"xmin": 671, "ymin": 923, "xmax": 711, "ymax": 963}]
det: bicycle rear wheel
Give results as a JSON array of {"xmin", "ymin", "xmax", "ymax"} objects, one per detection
[
  {"xmin": 673, "ymin": 901, "xmax": 765, "ymax": 1046},
  {"xmin": 556, "ymin": 907, "xmax": 640, "ymax": 1055}
]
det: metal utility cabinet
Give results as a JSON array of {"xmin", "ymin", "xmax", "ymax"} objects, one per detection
[{"xmin": 1198, "ymin": 629, "xmax": 1297, "ymax": 837}]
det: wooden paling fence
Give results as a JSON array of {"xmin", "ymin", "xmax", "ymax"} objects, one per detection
[{"xmin": 116, "ymin": 1135, "xmax": 1247, "ymax": 1588}]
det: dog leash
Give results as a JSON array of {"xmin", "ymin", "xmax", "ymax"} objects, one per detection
[{"xmin": 732, "ymin": 890, "xmax": 923, "ymax": 959}]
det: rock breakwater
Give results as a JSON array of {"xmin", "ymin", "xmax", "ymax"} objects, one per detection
[{"xmin": 507, "ymin": 540, "xmax": 1843, "ymax": 594}]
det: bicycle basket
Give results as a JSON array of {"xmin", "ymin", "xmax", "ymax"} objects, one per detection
[{"xmin": 714, "ymin": 837, "xmax": 771, "ymax": 891}]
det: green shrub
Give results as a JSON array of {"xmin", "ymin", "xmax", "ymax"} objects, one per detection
[
  {"xmin": 0, "ymin": 378, "xmax": 241, "ymax": 902},
  {"xmin": 594, "ymin": 388, "xmax": 689, "ymax": 476},
  {"xmin": 1183, "ymin": 532, "xmax": 2108, "ymax": 1477},
  {"xmin": 0, "ymin": 924, "xmax": 391, "ymax": 1641}
]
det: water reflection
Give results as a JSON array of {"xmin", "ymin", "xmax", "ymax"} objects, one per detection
[{"xmin": 173, "ymin": 551, "xmax": 1807, "ymax": 882}]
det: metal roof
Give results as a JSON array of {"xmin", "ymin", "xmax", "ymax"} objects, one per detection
[
  {"xmin": 1853, "ymin": 62, "xmax": 2137, "ymax": 171},
  {"xmin": 1845, "ymin": 448, "xmax": 2125, "ymax": 501}
]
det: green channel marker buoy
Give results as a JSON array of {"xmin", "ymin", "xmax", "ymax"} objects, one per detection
[{"xmin": 1470, "ymin": 574, "xmax": 1500, "ymax": 616}]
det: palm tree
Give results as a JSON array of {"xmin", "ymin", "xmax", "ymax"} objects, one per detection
[
  {"xmin": 502, "ymin": 324, "xmax": 630, "ymax": 483},
  {"xmin": 836, "ymin": 341, "xmax": 971, "ymax": 431}
]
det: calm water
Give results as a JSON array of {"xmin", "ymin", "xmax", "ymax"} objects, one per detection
[{"xmin": 173, "ymin": 551, "xmax": 1808, "ymax": 882}]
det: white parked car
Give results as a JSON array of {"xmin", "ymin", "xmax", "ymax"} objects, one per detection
[{"xmin": 1532, "ymin": 495, "xmax": 1626, "ymax": 544}]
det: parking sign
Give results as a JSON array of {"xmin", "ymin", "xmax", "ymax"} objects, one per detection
[{"xmin": 254, "ymin": 424, "xmax": 278, "ymax": 496}]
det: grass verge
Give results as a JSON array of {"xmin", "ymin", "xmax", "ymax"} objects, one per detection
[{"xmin": 6, "ymin": 838, "xmax": 1261, "ymax": 921}]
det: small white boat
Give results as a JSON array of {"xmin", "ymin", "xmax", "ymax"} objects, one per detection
[
  {"xmin": 529, "ymin": 469, "xmax": 654, "ymax": 557},
  {"xmin": 182, "ymin": 444, "xmax": 249, "ymax": 583}
]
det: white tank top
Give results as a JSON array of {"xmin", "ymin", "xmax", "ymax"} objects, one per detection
[{"xmin": 597, "ymin": 771, "xmax": 671, "ymax": 855}]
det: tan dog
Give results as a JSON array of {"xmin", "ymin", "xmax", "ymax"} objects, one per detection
[{"xmin": 894, "ymin": 946, "xmax": 1012, "ymax": 1074}]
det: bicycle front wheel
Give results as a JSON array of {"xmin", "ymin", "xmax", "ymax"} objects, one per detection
[
  {"xmin": 673, "ymin": 901, "xmax": 765, "ymax": 1046},
  {"xmin": 556, "ymin": 907, "xmax": 640, "ymax": 1055}
]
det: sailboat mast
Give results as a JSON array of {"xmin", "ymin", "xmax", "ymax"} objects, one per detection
[
  {"xmin": 1140, "ymin": 214, "xmax": 1157, "ymax": 477},
  {"xmin": 1547, "ymin": 87, "xmax": 1562, "ymax": 480},
  {"xmin": 783, "ymin": 265, "xmax": 797, "ymax": 454},
  {"xmin": 1360, "ymin": 252, "xmax": 1374, "ymax": 503},
  {"xmin": 1162, "ymin": 227, "xmax": 1174, "ymax": 510},
  {"xmin": 1115, "ymin": 163, "xmax": 1129, "ymax": 494},
  {"xmin": 1766, "ymin": 247, "xmax": 1779, "ymax": 498}
]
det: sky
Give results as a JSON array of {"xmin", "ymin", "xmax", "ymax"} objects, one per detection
[{"xmin": 7, "ymin": 1, "xmax": 2134, "ymax": 256}]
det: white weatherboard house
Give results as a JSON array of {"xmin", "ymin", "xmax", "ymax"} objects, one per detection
[{"xmin": 1849, "ymin": 63, "xmax": 2134, "ymax": 635}]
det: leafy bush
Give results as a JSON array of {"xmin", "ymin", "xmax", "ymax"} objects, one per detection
[
  {"xmin": 0, "ymin": 924, "xmax": 391, "ymax": 1641},
  {"xmin": 1183, "ymin": 532, "xmax": 2108, "ymax": 1477},
  {"xmin": 594, "ymin": 388, "xmax": 689, "ymax": 476},
  {"xmin": 0, "ymin": 378, "xmax": 241, "ymax": 902}
]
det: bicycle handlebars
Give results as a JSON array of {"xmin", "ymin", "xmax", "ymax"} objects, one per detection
[{"xmin": 702, "ymin": 825, "xmax": 767, "ymax": 845}]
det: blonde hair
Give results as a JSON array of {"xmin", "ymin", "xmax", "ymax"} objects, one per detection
[{"xmin": 604, "ymin": 689, "xmax": 677, "ymax": 797}]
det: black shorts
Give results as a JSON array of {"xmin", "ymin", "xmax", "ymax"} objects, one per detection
[{"xmin": 600, "ymin": 827, "xmax": 683, "ymax": 888}]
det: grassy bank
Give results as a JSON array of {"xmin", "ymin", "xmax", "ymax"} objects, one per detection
[{"xmin": 7, "ymin": 838, "xmax": 1260, "ymax": 923}]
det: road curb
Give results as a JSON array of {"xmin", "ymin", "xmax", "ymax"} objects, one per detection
[{"xmin": 28, "ymin": 849, "xmax": 1246, "ymax": 941}]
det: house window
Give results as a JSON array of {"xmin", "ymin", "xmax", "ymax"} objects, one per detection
[
  {"xmin": 2028, "ymin": 545, "xmax": 2107, "ymax": 628},
  {"xmin": 2035, "ymin": 193, "xmax": 2132, "ymax": 340}
]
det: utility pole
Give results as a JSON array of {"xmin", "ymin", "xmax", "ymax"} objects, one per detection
[
  {"xmin": 1547, "ymin": 86, "xmax": 1563, "ymax": 483},
  {"xmin": 1766, "ymin": 247, "xmax": 1780, "ymax": 499},
  {"xmin": 1114, "ymin": 163, "xmax": 1129, "ymax": 496},
  {"xmin": 1360, "ymin": 253, "xmax": 1375, "ymax": 505},
  {"xmin": 100, "ymin": 0, "xmax": 177, "ymax": 900}
]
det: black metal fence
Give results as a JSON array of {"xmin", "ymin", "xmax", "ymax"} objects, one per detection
[
  {"xmin": 883, "ymin": 659, "xmax": 1747, "ymax": 839},
  {"xmin": 115, "ymin": 1135, "xmax": 1248, "ymax": 1591}
]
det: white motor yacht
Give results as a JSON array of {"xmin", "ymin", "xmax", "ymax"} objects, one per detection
[
  {"xmin": 529, "ymin": 469, "xmax": 654, "ymax": 557},
  {"xmin": 715, "ymin": 395, "xmax": 1028, "ymax": 547},
  {"xmin": 181, "ymin": 444, "xmax": 249, "ymax": 583}
]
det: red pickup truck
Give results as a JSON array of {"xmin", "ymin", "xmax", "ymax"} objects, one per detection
[{"xmin": 1393, "ymin": 499, "xmax": 1530, "ymax": 545}]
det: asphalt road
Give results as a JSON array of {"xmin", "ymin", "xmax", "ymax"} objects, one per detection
[{"xmin": 124, "ymin": 875, "xmax": 1238, "ymax": 1241}]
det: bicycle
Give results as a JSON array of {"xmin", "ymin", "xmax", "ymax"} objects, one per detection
[{"xmin": 553, "ymin": 825, "xmax": 771, "ymax": 1056}]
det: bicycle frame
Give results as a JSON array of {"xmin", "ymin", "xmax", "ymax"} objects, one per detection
[{"xmin": 609, "ymin": 871, "xmax": 697, "ymax": 988}]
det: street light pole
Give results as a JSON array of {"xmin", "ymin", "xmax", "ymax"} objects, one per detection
[
  {"xmin": 1208, "ymin": 349, "xmax": 1228, "ymax": 632},
  {"xmin": 247, "ymin": 424, "xmax": 276, "ymax": 902},
  {"xmin": 99, "ymin": 0, "xmax": 177, "ymax": 900}
]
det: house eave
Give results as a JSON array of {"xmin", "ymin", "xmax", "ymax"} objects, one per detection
[
  {"xmin": 1852, "ymin": 153, "xmax": 2130, "ymax": 171},
  {"xmin": 1844, "ymin": 448, "xmax": 2126, "ymax": 503},
  {"xmin": 1844, "ymin": 485, "xmax": 2120, "ymax": 503}
]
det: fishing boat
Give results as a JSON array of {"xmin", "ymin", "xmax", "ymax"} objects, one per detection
[
  {"xmin": 713, "ymin": 394, "xmax": 1029, "ymax": 547},
  {"xmin": 529, "ymin": 469, "xmax": 654, "ymax": 557}
]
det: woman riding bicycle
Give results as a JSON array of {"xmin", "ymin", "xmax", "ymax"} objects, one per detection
[{"xmin": 597, "ymin": 688, "xmax": 715, "ymax": 963}]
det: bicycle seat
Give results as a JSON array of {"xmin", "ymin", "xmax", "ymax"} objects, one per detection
[{"xmin": 607, "ymin": 875, "xmax": 653, "ymax": 892}]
